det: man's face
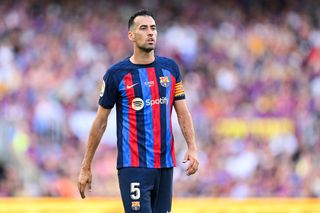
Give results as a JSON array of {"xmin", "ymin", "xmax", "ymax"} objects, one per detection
[{"xmin": 129, "ymin": 15, "xmax": 157, "ymax": 52}]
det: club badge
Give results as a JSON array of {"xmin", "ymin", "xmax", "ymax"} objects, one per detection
[
  {"xmin": 159, "ymin": 76, "xmax": 170, "ymax": 87},
  {"xmin": 131, "ymin": 201, "xmax": 140, "ymax": 211}
]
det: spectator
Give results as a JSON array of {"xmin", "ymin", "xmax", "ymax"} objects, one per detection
[{"xmin": 1, "ymin": 0, "xmax": 320, "ymax": 198}]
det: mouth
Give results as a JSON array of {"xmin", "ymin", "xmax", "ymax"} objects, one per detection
[{"xmin": 147, "ymin": 38, "xmax": 154, "ymax": 44}]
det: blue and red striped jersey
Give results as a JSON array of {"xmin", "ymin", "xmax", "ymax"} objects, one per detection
[{"xmin": 99, "ymin": 56, "xmax": 185, "ymax": 169}]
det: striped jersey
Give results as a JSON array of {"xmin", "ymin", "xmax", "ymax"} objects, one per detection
[{"xmin": 99, "ymin": 56, "xmax": 185, "ymax": 169}]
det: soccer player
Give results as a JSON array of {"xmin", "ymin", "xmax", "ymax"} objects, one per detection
[{"xmin": 77, "ymin": 9, "xmax": 199, "ymax": 213}]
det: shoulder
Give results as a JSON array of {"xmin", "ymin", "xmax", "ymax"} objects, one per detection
[
  {"xmin": 155, "ymin": 55, "xmax": 180, "ymax": 75},
  {"xmin": 156, "ymin": 55, "xmax": 178, "ymax": 67},
  {"xmin": 107, "ymin": 57, "xmax": 131, "ymax": 73},
  {"xmin": 103, "ymin": 57, "xmax": 132, "ymax": 80}
]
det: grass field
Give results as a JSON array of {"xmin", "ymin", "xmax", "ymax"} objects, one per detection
[{"xmin": 0, "ymin": 198, "xmax": 320, "ymax": 213}]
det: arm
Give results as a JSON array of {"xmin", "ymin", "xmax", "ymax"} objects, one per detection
[
  {"xmin": 78, "ymin": 106, "xmax": 111, "ymax": 198},
  {"xmin": 174, "ymin": 99, "xmax": 199, "ymax": 176}
]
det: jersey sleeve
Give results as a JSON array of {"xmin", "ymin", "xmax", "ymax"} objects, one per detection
[
  {"xmin": 99, "ymin": 70, "xmax": 118, "ymax": 109},
  {"xmin": 172, "ymin": 61, "xmax": 186, "ymax": 101}
]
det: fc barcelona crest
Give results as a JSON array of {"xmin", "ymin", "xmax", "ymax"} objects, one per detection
[
  {"xmin": 159, "ymin": 76, "xmax": 170, "ymax": 87},
  {"xmin": 131, "ymin": 201, "xmax": 140, "ymax": 211}
]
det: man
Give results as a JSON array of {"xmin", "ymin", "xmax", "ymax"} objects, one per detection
[{"xmin": 78, "ymin": 9, "xmax": 199, "ymax": 213}]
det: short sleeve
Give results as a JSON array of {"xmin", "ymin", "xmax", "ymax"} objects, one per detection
[
  {"xmin": 99, "ymin": 70, "xmax": 118, "ymax": 109},
  {"xmin": 172, "ymin": 61, "xmax": 186, "ymax": 101}
]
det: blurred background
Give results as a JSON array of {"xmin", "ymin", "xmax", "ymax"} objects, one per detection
[{"xmin": 1, "ymin": 0, "xmax": 320, "ymax": 200}]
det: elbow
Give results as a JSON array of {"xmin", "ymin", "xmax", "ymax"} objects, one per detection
[
  {"xmin": 100, "ymin": 122, "xmax": 107, "ymax": 132},
  {"xmin": 177, "ymin": 110, "xmax": 191, "ymax": 121},
  {"xmin": 93, "ymin": 117, "xmax": 107, "ymax": 133},
  {"xmin": 97, "ymin": 118, "xmax": 107, "ymax": 132}
]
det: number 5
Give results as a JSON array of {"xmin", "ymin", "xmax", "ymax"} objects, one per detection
[{"xmin": 130, "ymin": 182, "xmax": 140, "ymax": 200}]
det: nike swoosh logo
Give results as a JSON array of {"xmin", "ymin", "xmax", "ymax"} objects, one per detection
[{"xmin": 126, "ymin": 83, "xmax": 139, "ymax": 89}]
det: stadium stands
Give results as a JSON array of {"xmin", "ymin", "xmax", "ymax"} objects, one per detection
[{"xmin": 1, "ymin": 0, "xmax": 320, "ymax": 198}]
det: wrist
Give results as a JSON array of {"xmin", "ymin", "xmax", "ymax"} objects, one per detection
[
  {"xmin": 81, "ymin": 162, "xmax": 91, "ymax": 170},
  {"xmin": 187, "ymin": 143, "xmax": 197, "ymax": 151}
]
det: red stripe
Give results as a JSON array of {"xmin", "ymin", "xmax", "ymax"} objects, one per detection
[
  {"xmin": 147, "ymin": 67, "xmax": 161, "ymax": 168},
  {"xmin": 170, "ymin": 75, "xmax": 177, "ymax": 166},
  {"xmin": 123, "ymin": 73, "xmax": 139, "ymax": 167}
]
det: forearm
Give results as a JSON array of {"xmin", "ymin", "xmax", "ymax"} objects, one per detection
[
  {"xmin": 177, "ymin": 110, "xmax": 197, "ymax": 150},
  {"xmin": 81, "ymin": 118, "xmax": 107, "ymax": 169}
]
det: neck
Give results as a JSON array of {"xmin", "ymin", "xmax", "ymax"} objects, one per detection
[{"xmin": 130, "ymin": 47, "xmax": 155, "ymax": 64}]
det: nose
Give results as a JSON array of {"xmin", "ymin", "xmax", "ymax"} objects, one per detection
[
  {"xmin": 147, "ymin": 27, "xmax": 154, "ymax": 36},
  {"xmin": 147, "ymin": 30, "xmax": 153, "ymax": 36}
]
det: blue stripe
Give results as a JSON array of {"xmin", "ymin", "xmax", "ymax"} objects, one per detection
[
  {"xmin": 116, "ymin": 95, "xmax": 123, "ymax": 168},
  {"xmin": 162, "ymin": 69, "xmax": 174, "ymax": 167},
  {"xmin": 132, "ymin": 71, "xmax": 146, "ymax": 167},
  {"xmin": 138, "ymin": 68, "xmax": 154, "ymax": 168},
  {"xmin": 119, "ymin": 80, "xmax": 130, "ymax": 167}
]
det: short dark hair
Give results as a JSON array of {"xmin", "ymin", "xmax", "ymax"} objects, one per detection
[{"xmin": 128, "ymin": 9, "xmax": 155, "ymax": 30}]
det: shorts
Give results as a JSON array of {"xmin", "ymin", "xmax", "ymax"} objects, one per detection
[{"xmin": 118, "ymin": 167, "xmax": 173, "ymax": 213}]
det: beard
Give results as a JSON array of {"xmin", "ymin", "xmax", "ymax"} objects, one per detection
[{"xmin": 137, "ymin": 44, "xmax": 155, "ymax": 53}]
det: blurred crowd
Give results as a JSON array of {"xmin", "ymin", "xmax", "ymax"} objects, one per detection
[{"xmin": 1, "ymin": 0, "xmax": 320, "ymax": 197}]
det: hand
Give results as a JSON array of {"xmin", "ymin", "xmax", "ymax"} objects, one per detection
[
  {"xmin": 182, "ymin": 149, "xmax": 199, "ymax": 176},
  {"xmin": 77, "ymin": 168, "xmax": 92, "ymax": 199}
]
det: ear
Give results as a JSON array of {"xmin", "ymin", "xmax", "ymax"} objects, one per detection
[{"xmin": 128, "ymin": 31, "xmax": 135, "ymax": 41}]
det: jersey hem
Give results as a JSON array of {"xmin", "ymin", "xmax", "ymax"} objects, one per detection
[{"xmin": 117, "ymin": 165, "xmax": 176, "ymax": 170}]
